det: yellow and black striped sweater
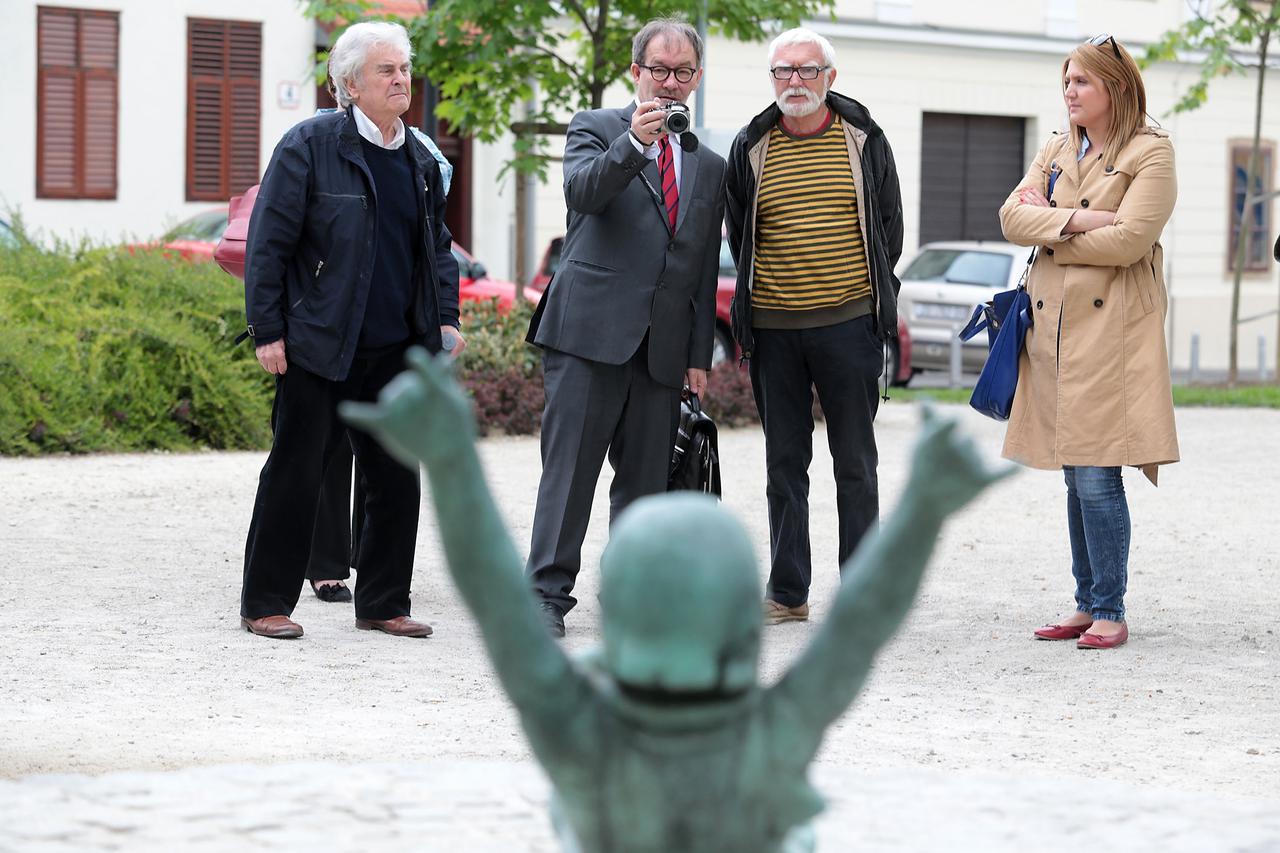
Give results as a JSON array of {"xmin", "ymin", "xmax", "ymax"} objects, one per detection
[{"xmin": 751, "ymin": 114, "xmax": 872, "ymax": 328}]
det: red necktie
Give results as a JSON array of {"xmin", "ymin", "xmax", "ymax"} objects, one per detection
[{"xmin": 658, "ymin": 136, "xmax": 678, "ymax": 231}]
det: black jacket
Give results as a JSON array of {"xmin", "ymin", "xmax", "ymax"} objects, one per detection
[
  {"xmin": 244, "ymin": 107, "xmax": 459, "ymax": 381},
  {"xmin": 724, "ymin": 92, "xmax": 903, "ymax": 358}
]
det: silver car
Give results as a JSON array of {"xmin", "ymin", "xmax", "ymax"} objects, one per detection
[{"xmin": 896, "ymin": 241, "xmax": 1029, "ymax": 376}]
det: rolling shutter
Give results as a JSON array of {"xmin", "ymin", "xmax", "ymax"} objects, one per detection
[
  {"xmin": 36, "ymin": 7, "xmax": 118, "ymax": 199},
  {"xmin": 186, "ymin": 19, "xmax": 261, "ymax": 201},
  {"xmin": 919, "ymin": 113, "xmax": 1025, "ymax": 244}
]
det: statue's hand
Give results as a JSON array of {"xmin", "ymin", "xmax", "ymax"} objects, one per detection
[
  {"xmin": 906, "ymin": 403, "xmax": 1017, "ymax": 516},
  {"xmin": 340, "ymin": 347, "xmax": 476, "ymax": 471}
]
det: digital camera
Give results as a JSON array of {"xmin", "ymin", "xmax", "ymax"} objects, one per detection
[{"xmin": 660, "ymin": 102, "xmax": 691, "ymax": 135}]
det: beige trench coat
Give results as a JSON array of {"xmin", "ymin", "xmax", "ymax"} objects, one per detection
[{"xmin": 998, "ymin": 129, "xmax": 1179, "ymax": 485}]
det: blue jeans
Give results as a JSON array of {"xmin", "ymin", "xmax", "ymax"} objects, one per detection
[{"xmin": 1063, "ymin": 466, "xmax": 1130, "ymax": 622}]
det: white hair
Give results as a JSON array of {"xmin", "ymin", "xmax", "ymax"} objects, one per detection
[
  {"xmin": 767, "ymin": 27, "xmax": 837, "ymax": 69},
  {"xmin": 328, "ymin": 22, "xmax": 413, "ymax": 109}
]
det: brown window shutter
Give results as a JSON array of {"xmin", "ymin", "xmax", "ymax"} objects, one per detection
[
  {"xmin": 187, "ymin": 19, "xmax": 260, "ymax": 202},
  {"xmin": 36, "ymin": 6, "xmax": 118, "ymax": 199}
]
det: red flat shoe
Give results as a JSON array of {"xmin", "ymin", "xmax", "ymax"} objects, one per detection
[
  {"xmin": 1077, "ymin": 623, "xmax": 1128, "ymax": 649},
  {"xmin": 1034, "ymin": 621, "xmax": 1093, "ymax": 640}
]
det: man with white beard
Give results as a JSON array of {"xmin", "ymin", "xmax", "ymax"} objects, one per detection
[{"xmin": 725, "ymin": 27, "xmax": 904, "ymax": 624}]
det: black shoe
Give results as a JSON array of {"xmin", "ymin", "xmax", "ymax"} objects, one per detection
[
  {"xmin": 311, "ymin": 581, "xmax": 352, "ymax": 603},
  {"xmin": 539, "ymin": 601, "xmax": 565, "ymax": 638}
]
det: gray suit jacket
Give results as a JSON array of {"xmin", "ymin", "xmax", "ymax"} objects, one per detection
[{"xmin": 529, "ymin": 104, "xmax": 727, "ymax": 388}]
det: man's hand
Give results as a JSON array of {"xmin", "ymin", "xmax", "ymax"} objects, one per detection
[
  {"xmin": 905, "ymin": 403, "xmax": 1017, "ymax": 517},
  {"xmin": 341, "ymin": 347, "xmax": 475, "ymax": 471},
  {"xmin": 684, "ymin": 368, "xmax": 707, "ymax": 397},
  {"xmin": 442, "ymin": 326, "xmax": 468, "ymax": 357},
  {"xmin": 255, "ymin": 340, "xmax": 287, "ymax": 374},
  {"xmin": 630, "ymin": 99, "xmax": 668, "ymax": 148}
]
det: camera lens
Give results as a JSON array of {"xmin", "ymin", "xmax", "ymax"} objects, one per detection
[{"xmin": 662, "ymin": 105, "xmax": 690, "ymax": 135}]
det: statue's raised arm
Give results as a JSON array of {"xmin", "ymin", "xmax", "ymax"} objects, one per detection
[
  {"xmin": 341, "ymin": 349, "xmax": 578, "ymax": 714},
  {"xmin": 770, "ymin": 405, "xmax": 1016, "ymax": 733}
]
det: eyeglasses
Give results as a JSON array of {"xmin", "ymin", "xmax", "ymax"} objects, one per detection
[
  {"xmin": 638, "ymin": 64, "xmax": 697, "ymax": 83},
  {"xmin": 1086, "ymin": 33, "xmax": 1121, "ymax": 59},
  {"xmin": 769, "ymin": 65, "xmax": 829, "ymax": 81}
]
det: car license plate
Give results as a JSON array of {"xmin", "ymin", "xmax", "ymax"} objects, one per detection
[{"xmin": 914, "ymin": 302, "xmax": 971, "ymax": 322}]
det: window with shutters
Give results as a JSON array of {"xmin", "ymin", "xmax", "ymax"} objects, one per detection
[
  {"xmin": 36, "ymin": 6, "xmax": 119, "ymax": 200},
  {"xmin": 1228, "ymin": 140, "xmax": 1274, "ymax": 273},
  {"xmin": 186, "ymin": 19, "xmax": 261, "ymax": 202}
]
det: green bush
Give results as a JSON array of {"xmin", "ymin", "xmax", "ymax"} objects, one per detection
[{"xmin": 0, "ymin": 235, "xmax": 272, "ymax": 455}]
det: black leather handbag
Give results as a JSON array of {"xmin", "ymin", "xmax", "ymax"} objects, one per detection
[{"xmin": 668, "ymin": 393, "xmax": 721, "ymax": 497}]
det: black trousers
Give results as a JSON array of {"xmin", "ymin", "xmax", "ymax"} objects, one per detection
[
  {"xmin": 302, "ymin": 449, "xmax": 364, "ymax": 583},
  {"xmin": 749, "ymin": 315, "xmax": 882, "ymax": 608},
  {"xmin": 526, "ymin": 341, "xmax": 680, "ymax": 614},
  {"xmin": 241, "ymin": 349, "xmax": 419, "ymax": 620}
]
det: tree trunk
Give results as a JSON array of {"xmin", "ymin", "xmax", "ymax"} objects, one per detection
[{"xmin": 1229, "ymin": 24, "xmax": 1271, "ymax": 386}]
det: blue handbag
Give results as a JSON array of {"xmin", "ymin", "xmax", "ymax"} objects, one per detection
[
  {"xmin": 956, "ymin": 167, "xmax": 1058, "ymax": 420},
  {"xmin": 958, "ymin": 277, "xmax": 1032, "ymax": 420}
]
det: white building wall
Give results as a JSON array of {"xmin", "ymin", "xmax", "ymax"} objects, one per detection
[{"xmin": 2, "ymin": 0, "xmax": 316, "ymax": 243}]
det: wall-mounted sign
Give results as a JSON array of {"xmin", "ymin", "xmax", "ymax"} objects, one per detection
[{"xmin": 278, "ymin": 82, "xmax": 301, "ymax": 110}]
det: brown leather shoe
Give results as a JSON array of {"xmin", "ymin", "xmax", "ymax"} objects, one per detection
[
  {"xmin": 764, "ymin": 599, "xmax": 809, "ymax": 625},
  {"xmin": 241, "ymin": 615, "xmax": 303, "ymax": 639},
  {"xmin": 355, "ymin": 616, "xmax": 433, "ymax": 637}
]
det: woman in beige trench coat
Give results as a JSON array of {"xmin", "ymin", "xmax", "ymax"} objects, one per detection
[{"xmin": 999, "ymin": 34, "xmax": 1178, "ymax": 650}]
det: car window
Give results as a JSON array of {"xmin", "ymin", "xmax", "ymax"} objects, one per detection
[
  {"xmin": 164, "ymin": 210, "xmax": 229, "ymax": 243},
  {"xmin": 450, "ymin": 247, "xmax": 474, "ymax": 278},
  {"xmin": 902, "ymin": 250, "xmax": 1012, "ymax": 288},
  {"xmin": 545, "ymin": 238, "xmax": 562, "ymax": 277},
  {"xmin": 719, "ymin": 237, "xmax": 736, "ymax": 277}
]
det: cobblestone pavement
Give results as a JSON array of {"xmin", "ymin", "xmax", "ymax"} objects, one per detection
[{"xmin": 1, "ymin": 761, "xmax": 1278, "ymax": 852}]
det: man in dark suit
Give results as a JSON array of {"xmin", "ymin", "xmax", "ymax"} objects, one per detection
[{"xmin": 526, "ymin": 18, "xmax": 727, "ymax": 636}]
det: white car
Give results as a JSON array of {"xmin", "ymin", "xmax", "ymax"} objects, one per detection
[{"xmin": 896, "ymin": 241, "xmax": 1030, "ymax": 375}]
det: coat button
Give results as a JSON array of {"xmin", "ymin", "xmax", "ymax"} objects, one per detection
[
  {"xmin": 1105, "ymin": 165, "xmax": 1114, "ymax": 173},
  {"xmin": 1094, "ymin": 298, "xmax": 1104, "ymax": 308},
  {"xmin": 1050, "ymin": 200, "xmax": 1057, "ymax": 207},
  {"xmin": 1081, "ymin": 198, "xmax": 1090, "ymax": 208},
  {"xmin": 668, "ymin": 241, "xmax": 676, "ymax": 251},
  {"xmin": 1036, "ymin": 299, "xmax": 1044, "ymax": 309},
  {"xmin": 1045, "ymin": 248, "xmax": 1054, "ymax": 256}
]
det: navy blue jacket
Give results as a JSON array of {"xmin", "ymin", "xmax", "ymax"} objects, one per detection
[{"xmin": 244, "ymin": 107, "xmax": 459, "ymax": 381}]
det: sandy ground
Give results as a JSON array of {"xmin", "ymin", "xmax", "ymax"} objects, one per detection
[{"xmin": 1, "ymin": 401, "xmax": 1278, "ymax": 810}]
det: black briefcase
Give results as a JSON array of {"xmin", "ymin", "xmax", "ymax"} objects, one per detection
[{"xmin": 668, "ymin": 393, "xmax": 721, "ymax": 497}]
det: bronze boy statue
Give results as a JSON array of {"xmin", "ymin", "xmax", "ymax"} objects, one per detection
[{"xmin": 343, "ymin": 349, "xmax": 1012, "ymax": 852}]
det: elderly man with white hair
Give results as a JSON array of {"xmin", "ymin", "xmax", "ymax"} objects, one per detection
[
  {"xmin": 239, "ymin": 21, "xmax": 460, "ymax": 639},
  {"xmin": 725, "ymin": 27, "xmax": 904, "ymax": 625}
]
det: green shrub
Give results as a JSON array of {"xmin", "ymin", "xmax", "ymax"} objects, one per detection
[{"xmin": 0, "ymin": 235, "xmax": 272, "ymax": 455}]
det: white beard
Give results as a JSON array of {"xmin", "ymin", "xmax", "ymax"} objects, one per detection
[{"xmin": 776, "ymin": 86, "xmax": 824, "ymax": 117}]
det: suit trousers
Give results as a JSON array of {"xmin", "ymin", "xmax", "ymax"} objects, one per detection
[
  {"xmin": 241, "ymin": 348, "xmax": 420, "ymax": 620},
  {"xmin": 527, "ymin": 340, "xmax": 680, "ymax": 614},
  {"xmin": 268, "ymin": 390, "xmax": 362, "ymax": 584},
  {"xmin": 749, "ymin": 315, "xmax": 883, "ymax": 608}
]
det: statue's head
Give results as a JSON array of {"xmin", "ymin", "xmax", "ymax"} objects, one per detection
[{"xmin": 599, "ymin": 494, "xmax": 761, "ymax": 696}]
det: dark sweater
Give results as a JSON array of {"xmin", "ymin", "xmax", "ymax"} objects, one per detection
[{"xmin": 357, "ymin": 137, "xmax": 419, "ymax": 354}]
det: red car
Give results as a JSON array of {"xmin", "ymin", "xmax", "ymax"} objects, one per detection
[
  {"xmin": 153, "ymin": 195, "xmax": 538, "ymax": 311},
  {"xmin": 530, "ymin": 234, "xmax": 912, "ymax": 382}
]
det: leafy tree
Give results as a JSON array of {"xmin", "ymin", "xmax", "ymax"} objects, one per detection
[
  {"xmin": 307, "ymin": 0, "xmax": 834, "ymax": 177},
  {"xmin": 1143, "ymin": 0, "xmax": 1280, "ymax": 384}
]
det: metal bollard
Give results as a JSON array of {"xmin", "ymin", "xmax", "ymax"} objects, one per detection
[
  {"xmin": 949, "ymin": 328, "xmax": 963, "ymax": 389},
  {"xmin": 1260, "ymin": 335, "xmax": 1269, "ymax": 382},
  {"xmin": 1189, "ymin": 334, "xmax": 1200, "ymax": 383}
]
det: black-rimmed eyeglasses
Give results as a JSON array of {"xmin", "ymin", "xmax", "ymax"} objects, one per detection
[
  {"xmin": 638, "ymin": 64, "xmax": 697, "ymax": 83},
  {"xmin": 769, "ymin": 65, "xmax": 830, "ymax": 81},
  {"xmin": 1086, "ymin": 33, "xmax": 1121, "ymax": 59}
]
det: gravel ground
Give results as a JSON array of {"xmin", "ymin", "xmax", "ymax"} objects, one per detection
[{"xmin": 1, "ymin": 401, "xmax": 1277, "ymax": 848}]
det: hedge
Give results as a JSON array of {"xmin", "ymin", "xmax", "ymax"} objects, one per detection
[{"xmin": 0, "ymin": 234, "xmax": 760, "ymax": 455}]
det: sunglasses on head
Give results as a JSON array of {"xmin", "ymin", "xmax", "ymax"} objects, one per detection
[{"xmin": 1086, "ymin": 33, "xmax": 1121, "ymax": 58}]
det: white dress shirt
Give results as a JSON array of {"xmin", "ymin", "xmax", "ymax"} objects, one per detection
[{"xmin": 352, "ymin": 104, "xmax": 406, "ymax": 150}]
